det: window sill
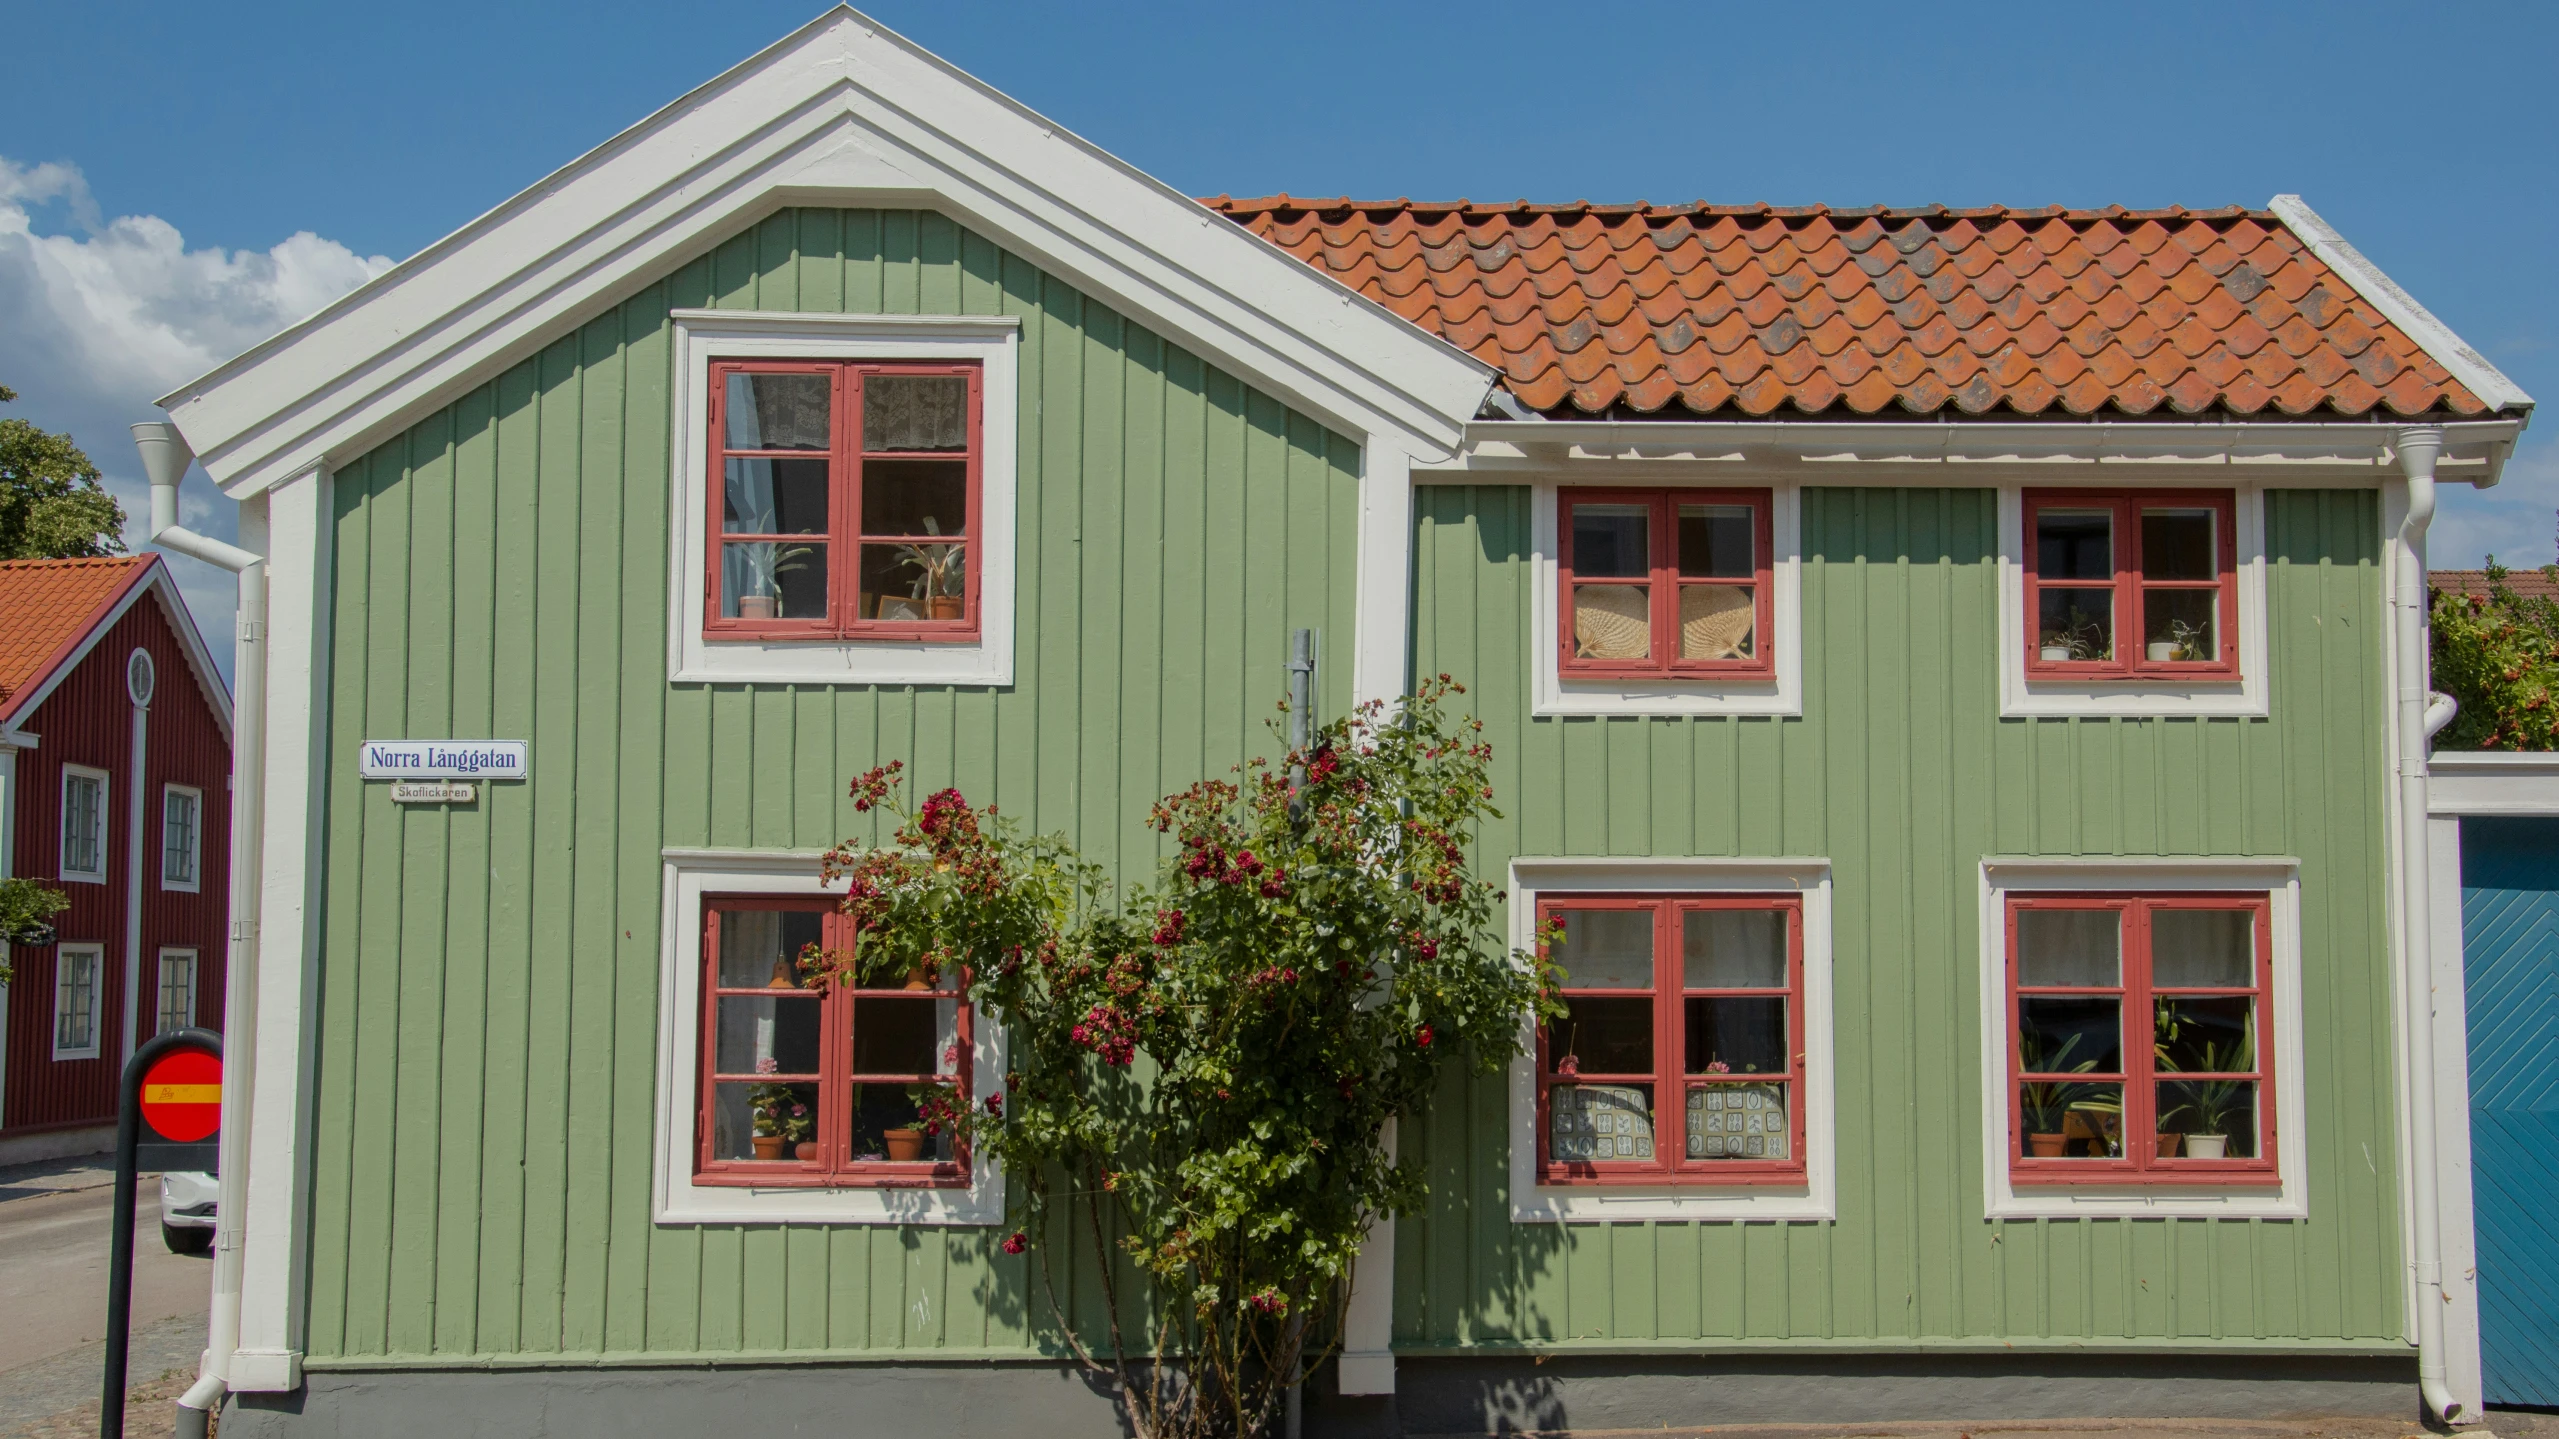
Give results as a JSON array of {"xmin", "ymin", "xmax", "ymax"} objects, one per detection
[
  {"xmin": 2010, "ymin": 1169, "xmax": 2282, "ymax": 1189},
  {"xmin": 692, "ymin": 1168, "xmax": 969, "ymax": 1191},
  {"xmin": 671, "ymin": 632, "xmax": 1005, "ymax": 688}
]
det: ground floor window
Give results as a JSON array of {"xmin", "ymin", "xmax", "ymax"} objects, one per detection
[
  {"xmin": 156, "ymin": 949, "xmax": 198, "ymax": 1035},
  {"xmin": 697, "ymin": 896, "xmax": 969, "ymax": 1187},
  {"xmin": 53, "ymin": 943, "xmax": 102, "ymax": 1059},
  {"xmin": 1536, "ymin": 893, "xmax": 1805, "ymax": 1184}
]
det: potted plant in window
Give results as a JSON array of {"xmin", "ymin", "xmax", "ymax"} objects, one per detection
[
  {"xmin": 895, "ymin": 517, "xmax": 966, "ymax": 620},
  {"xmin": 737, "ymin": 543, "xmax": 817, "ymax": 621},
  {"xmin": 2038, "ymin": 604, "xmax": 2110, "ymax": 663},
  {"xmin": 749, "ymin": 1058, "xmax": 814, "ymax": 1160},
  {"xmin": 2160, "ymin": 1026, "xmax": 2254, "ymax": 1160},
  {"xmin": 2018, "ymin": 1030, "xmax": 2098, "ymax": 1157}
]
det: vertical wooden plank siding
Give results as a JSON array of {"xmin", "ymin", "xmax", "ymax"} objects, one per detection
[
  {"xmin": 1401, "ymin": 484, "xmax": 2401, "ymax": 1348},
  {"xmin": 307, "ymin": 210, "xmax": 1359, "ymax": 1362}
]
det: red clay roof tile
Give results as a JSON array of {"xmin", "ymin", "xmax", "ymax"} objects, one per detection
[
  {"xmin": 1204, "ymin": 198, "xmax": 2502, "ymax": 419},
  {"xmin": 0, "ymin": 556, "xmax": 153, "ymax": 723}
]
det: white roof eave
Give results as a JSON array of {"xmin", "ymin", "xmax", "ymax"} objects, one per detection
[{"xmin": 160, "ymin": 6, "xmax": 1495, "ymax": 498}]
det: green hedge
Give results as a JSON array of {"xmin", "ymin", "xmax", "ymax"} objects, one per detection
[{"xmin": 2432, "ymin": 564, "xmax": 2559, "ymax": 751}]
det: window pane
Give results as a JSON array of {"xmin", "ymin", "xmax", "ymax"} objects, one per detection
[
  {"xmin": 2156, "ymin": 1079, "xmax": 2257, "ymax": 1158},
  {"xmin": 713, "ymin": 994, "xmax": 823, "ymax": 1076},
  {"xmin": 1552, "ymin": 909, "xmax": 1653, "ymax": 988},
  {"xmin": 2019, "ymin": 1080, "xmax": 2122, "ymax": 1157},
  {"xmin": 724, "ymin": 372, "xmax": 831, "ymax": 452},
  {"xmin": 714, "ymin": 908, "xmax": 824, "ymax": 989},
  {"xmin": 1571, "ymin": 503, "xmax": 1649, "ymax": 577},
  {"xmin": 2035, "ymin": 507, "xmax": 2112, "ymax": 580},
  {"xmin": 2141, "ymin": 508, "xmax": 2216, "ymax": 581},
  {"xmin": 722, "ymin": 457, "xmax": 830, "ymax": 534},
  {"xmin": 64, "ymin": 775, "xmax": 100, "ymax": 874},
  {"xmin": 709, "ymin": 1080, "xmax": 820, "ymax": 1162},
  {"xmin": 2019, "ymin": 996, "xmax": 2120, "ymax": 1073},
  {"xmin": 157, "ymin": 955, "xmax": 195, "ymax": 1035},
  {"xmin": 859, "ymin": 543, "xmax": 967, "ymax": 619},
  {"xmin": 1549, "ymin": 1082, "xmax": 1655, "ymax": 1161},
  {"xmin": 2154, "ymin": 995, "xmax": 2255, "ymax": 1073},
  {"xmin": 860, "ymin": 458, "xmax": 967, "ymax": 537},
  {"xmin": 1546, "ymin": 997, "xmax": 1653, "ymax": 1075},
  {"xmin": 719, "ymin": 542, "xmax": 828, "ymax": 621},
  {"xmin": 852, "ymin": 996, "xmax": 959, "ymax": 1076},
  {"xmin": 863, "ymin": 375, "xmax": 969, "ymax": 452},
  {"xmin": 2153, "ymin": 909, "xmax": 2254, "ymax": 988},
  {"xmin": 1677, "ymin": 584, "xmax": 1754, "ymax": 660},
  {"xmin": 1683, "ymin": 1080, "xmax": 1787, "ymax": 1160},
  {"xmin": 1676, "ymin": 504, "xmax": 1754, "ymax": 578},
  {"xmin": 2017, "ymin": 909, "xmax": 2120, "ymax": 987},
  {"xmin": 56, "ymin": 953, "xmax": 96, "ymax": 1050},
  {"xmin": 1570, "ymin": 584, "xmax": 1650, "ymax": 659},
  {"xmin": 1683, "ymin": 995, "xmax": 1786, "ymax": 1075},
  {"xmin": 163, "ymin": 791, "xmax": 197, "ymax": 884},
  {"xmin": 852, "ymin": 1082, "xmax": 956, "ymax": 1162},
  {"xmin": 2141, "ymin": 588, "xmax": 2218, "ymax": 662},
  {"xmin": 2035, "ymin": 587, "xmax": 2113, "ymax": 661},
  {"xmin": 1682, "ymin": 909, "xmax": 1785, "ymax": 988}
]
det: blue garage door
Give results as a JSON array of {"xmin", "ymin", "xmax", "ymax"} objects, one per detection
[{"xmin": 2464, "ymin": 815, "xmax": 2559, "ymax": 1406}]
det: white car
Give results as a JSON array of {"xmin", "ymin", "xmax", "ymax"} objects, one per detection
[{"xmin": 160, "ymin": 1171, "xmax": 215, "ymax": 1255}]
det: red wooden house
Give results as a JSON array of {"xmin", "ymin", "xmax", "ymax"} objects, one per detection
[{"xmin": 0, "ymin": 556, "xmax": 231, "ymax": 1162}]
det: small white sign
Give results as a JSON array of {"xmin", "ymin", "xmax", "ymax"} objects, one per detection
[
  {"xmin": 360, "ymin": 740, "xmax": 528, "ymax": 780},
  {"xmin": 391, "ymin": 781, "xmax": 478, "ymax": 804}
]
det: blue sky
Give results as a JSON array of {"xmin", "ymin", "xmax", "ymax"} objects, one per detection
[{"xmin": 2, "ymin": 0, "xmax": 2551, "ymax": 662}]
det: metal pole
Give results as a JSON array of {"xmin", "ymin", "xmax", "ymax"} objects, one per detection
[
  {"xmin": 1287, "ymin": 629, "xmax": 1316, "ymax": 821},
  {"xmin": 101, "ymin": 1046, "xmax": 145, "ymax": 1439}
]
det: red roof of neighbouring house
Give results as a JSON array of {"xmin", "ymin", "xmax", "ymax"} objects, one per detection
[
  {"xmin": 0, "ymin": 556, "xmax": 156, "ymax": 725},
  {"xmin": 1206, "ymin": 198, "xmax": 2503, "ymax": 420},
  {"xmin": 2432, "ymin": 568, "xmax": 2559, "ymax": 602}
]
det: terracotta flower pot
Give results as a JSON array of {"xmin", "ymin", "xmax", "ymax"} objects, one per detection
[
  {"xmin": 883, "ymin": 1128, "xmax": 926, "ymax": 1162},
  {"xmin": 751, "ymin": 1135, "xmax": 787, "ymax": 1161},
  {"xmin": 904, "ymin": 963, "xmax": 937, "ymax": 992},
  {"xmin": 929, "ymin": 596, "xmax": 964, "ymax": 621},
  {"xmin": 2156, "ymin": 1132, "xmax": 2183, "ymax": 1159},
  {"xmin": 2027, "ymin": 1132, "xmax": 2068, "ymax": 1158},
  {"xmin": 794, "ymin": 1141, "xmax": 818, "ymax": 1162},
  {"xmin": 738, "ymin": 594, "xmax": 776, "ymax": 621}
]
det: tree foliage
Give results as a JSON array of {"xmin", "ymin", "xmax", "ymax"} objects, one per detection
[
  {"xmin": 2431, "ymin": 561, "xmax": 2559, "ymax": 751},
  {"xmin": 0, "ymin": 876, "xmax": 72, "ymax": 984},
  {"xmin": 810, "ymin": 679, "xmax": 1558, "ymax": 1438},
  {"xmin": 0, "ymin": 384, "xmax": 127, "ymax": 560}
]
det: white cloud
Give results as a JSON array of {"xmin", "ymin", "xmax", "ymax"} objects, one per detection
[
  {"xmin": 0, "ymin": 158, "xmax": 393, "ymax": 674},
  {"xmin": 2434, "ymin": 437, "xmax": 2558, "ymax": 571}
]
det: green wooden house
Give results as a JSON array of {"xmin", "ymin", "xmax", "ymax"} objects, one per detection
[{"xmin": 137, "ymin": 10, "xmax": 2537, "ymax": 1435}]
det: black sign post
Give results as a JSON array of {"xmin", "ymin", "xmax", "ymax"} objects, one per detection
[{"xmin": 103, "ymin": 1029, "xmax": 221, "ymax": 1439}]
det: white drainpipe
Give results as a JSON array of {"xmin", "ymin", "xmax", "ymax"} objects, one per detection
[
  {"xmin": 132, "ymin": 422, "xmax": 262, "ymax": 1438},
  {"xmin": 2389, "ymin": 425, "xmax": 2465, "ymax": 1426}
]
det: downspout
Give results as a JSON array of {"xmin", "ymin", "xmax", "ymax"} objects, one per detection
[
  {"xmin": 132, "ymin": 423, "xmax": 262, "ymax": 1439},
  {"xmin": 2390, "ymin": 426, "xmax": 2465, "ymax": 1425},
  {"xmin": 122, "ymin": 656, "xmax": 150, "ymax": 1066}
]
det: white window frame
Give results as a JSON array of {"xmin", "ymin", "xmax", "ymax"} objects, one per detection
[
  {"xmin": 1506, "ymin": 856, "xmax": 1835, "ymax": 1222},
  {"xmin": 665, "ymin": 310, "xmax": 1021, "ymax": 688},
  {"xmin": 1976, "ymin": 856, "xmax": 2307, "ymax": 1219},
  {"xmin": 156, "ymin": 947, "xmax": 199, "ymax": 1036},
  {"xmin": 161, "ymin": 784, "xmax": 202, "ymax": 893},
  {"xmin": 1997, "ymin": 482, "xmax": 2269, "ymax": 719},
  {"xmin": 1526, "ymin": 479, "xmax": 1803, "ymax": 717},
  {"xmin": 652, "ymin": 848, "xmax": 1006, "ymax": 1226},
  {"xmin": 59, "ymin": 765, "xmax": 108, "ymax": 883},
  {"xmin": 54, "ymin": 943, "xmax": 103, "ymax": 1060}
]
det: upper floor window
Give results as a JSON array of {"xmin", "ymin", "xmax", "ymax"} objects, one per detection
[
  {"xmin": 2024, "ymin": 489, "xmax": 2237, "ymax": 679},
  {"xmin": 1536, "ymin": 893, "xmax": 1804, "ymax": 1185},
  {"xmin": 60, "ymin": 767, "xmax": 107, "ymax": 883},
  {"xmin": 2006, "ymin": 893, "xmax": 2274, "ymax": 1184},
  {"xmin": 696, "ymin": 897, "xmax": 970, "ymax": 1188},
  {"xmin": 1559, "ymin": 488, "xmax": 1773, "ymax": 679},
  {"xmin": 706, "ymin": 361, "xmax": 982, "ymax": 641},
  {"xmin": 162, "ymin": 785, "xmax": 202, "ymax": 892}
]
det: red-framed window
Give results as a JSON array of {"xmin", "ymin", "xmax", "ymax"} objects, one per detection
[
  {"xmin": 696, "ymin": 896, "xmax": 971, "ymax": 1188},
  {"xmin": 1535, "ymin": 894, "xmax": 1805, "ymax": 1185},
  {"xmin": 2006, "ymin": 893, "xmax": 2274, "ymax": 1184},
  {"xmin": 2023, "ymin": 489, "xmax": 2238, "ymax": 678},
  {"xmin": 705, "ymin": 360, "xmax": 983, "ymax": 641},
  {"xmin": 1559, "ymin": 488, "xmax": 1774, "ymax": 679}
]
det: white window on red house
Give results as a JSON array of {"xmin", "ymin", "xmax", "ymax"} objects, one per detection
[
  {"xmin": 706, "ymin": 362, "xmax": 981, "ymax": 640},
  {"xmin": 1537, "ymin": 895, "xmax": 1804, "ymax": 1183},
  {"xmin": 54, "ymin": 943, "xmax": 102, "ymax": 1058},
  {"xmin": 157, "ymin": 949, "xmax": 198, "ymax": 1035},
  {"xmin": 1559, "ymin": 489, "xmax": 1773, "ymax": 678},
  {"xmin": 2025, "ymin": 490, "xmax": 2237, "ymax": 678},
  {"xmin": 61, "ymin": 767, "xmax": 107, "ymax": 882},
  {"xmin": 697, "ymin": 897, "xmax": 969, "ymax": 1187},
  {"xmin": 163, "ymin": 785, "xmax": 202, "ymax": 891},
  {"xmin": 2007, "ymin": 895, "xmax": 2273, "ymax": 1182}
]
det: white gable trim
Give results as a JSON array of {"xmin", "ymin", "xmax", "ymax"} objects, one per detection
[
  {"xmin": 159, "ymin": 7, "xmax": 1492, "ymax": 500},
  {"xmin": 2268, "ymin": 195, "xmax": 2534, "ymax": 418},
  {"xmin": 8, "ymin": 562, "xmax": 233, "ymax": 743}
]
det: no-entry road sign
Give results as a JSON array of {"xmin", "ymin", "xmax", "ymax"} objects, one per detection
[{"xmin": 139, "ymin": 1047, "xmax": 221, "ymax": 1143}]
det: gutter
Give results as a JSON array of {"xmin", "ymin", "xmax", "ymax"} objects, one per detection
[
  {"xmin": 2389, "ymin": 427, "xmax": 2468, "ymax": 1426},
  {"xmin": 131, "ymin": 422, "xmax": 263, "ymax": 1439}
]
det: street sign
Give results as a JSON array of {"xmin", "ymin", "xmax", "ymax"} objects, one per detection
[
  {"xmin": 139, "ymin": 1048, "xmax": 221, "ymax": 1141},
  {"xmin": 106, "ymin": 1029, "xmax": 222, "ymax": 1439},
  {"xmin": 390, "ymin": 780, "xmax": 477, "ymax": 804},
  {"xmin": 358, "ymin": 739, "xmax": 527, "ymax": 780}
]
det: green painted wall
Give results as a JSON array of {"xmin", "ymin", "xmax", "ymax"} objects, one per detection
[
  {"xmin": 306, "ymin": 209, "xmax": 1362, "ymax": 1364},
  {"xmin": 1399, "ymin": 485, "xmax": 2402, "ymax": 1349}
]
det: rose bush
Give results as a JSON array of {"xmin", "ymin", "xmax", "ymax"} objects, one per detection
[
  {"xmin": 809, "ymin": 678, "xmax": 1557, "ymax": 1439},
  {"xmin": 2432, "ymin": 563, "xmax": 2559, "ymax": 751}
]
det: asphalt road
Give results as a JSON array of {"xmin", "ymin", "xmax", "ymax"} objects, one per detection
[{"xmin": 0, "ymin": 1170, "xmax": 209, "ymax": 1429}]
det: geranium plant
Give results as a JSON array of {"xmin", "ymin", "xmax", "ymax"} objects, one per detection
[{"xmin": 808, "ymin": 678, "xmax": 1557, "ymax": 1439}]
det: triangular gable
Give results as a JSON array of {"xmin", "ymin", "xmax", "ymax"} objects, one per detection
[
  {"xmin": 0, "ymin": 557, "xmax": 233, "ymax": 745},
  {"xmin": 159, "ymin": 7, "xmax": 1496, "ymax": 498}
]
